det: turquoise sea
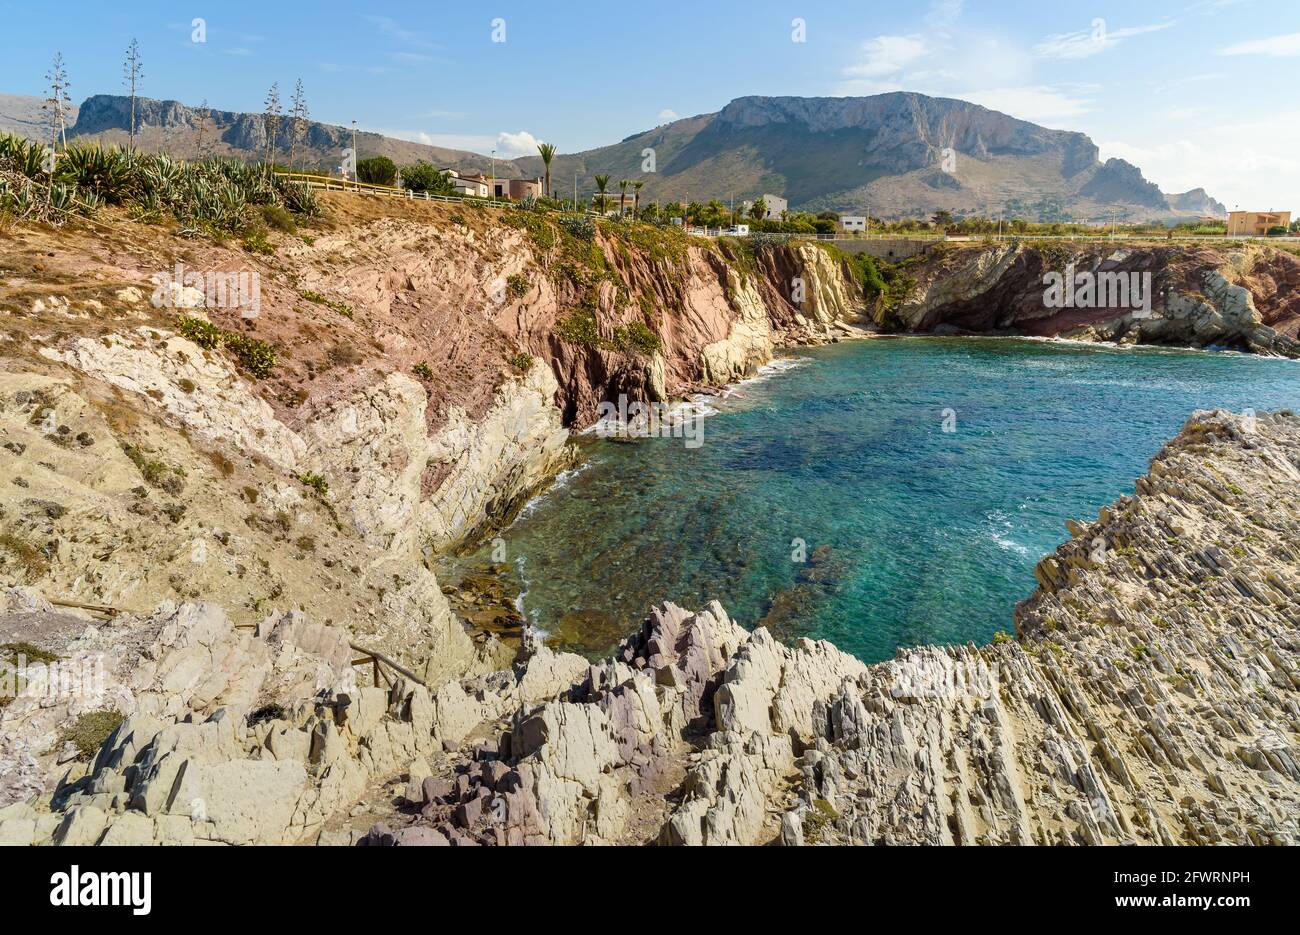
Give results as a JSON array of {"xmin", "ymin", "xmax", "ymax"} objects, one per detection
[{"xmin": 444, "ymin": 337, "xmax": 1299, "ymax": 663}]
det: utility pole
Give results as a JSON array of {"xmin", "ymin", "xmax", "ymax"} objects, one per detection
[
  {"xmin": 574, "ymin": 170, "xmax": 578, "ymax": 212},
  {"xmin": 350, "ymin": 120, "xmax": 357, "ymax": 182},
  {"xmin": 490, "ymin": 149, "xmax": 496, "ymax": 203}
]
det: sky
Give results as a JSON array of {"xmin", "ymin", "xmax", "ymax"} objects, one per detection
[{"xmin": 1, "ymin": 0, "xmax": 1296, "ymax": 210}]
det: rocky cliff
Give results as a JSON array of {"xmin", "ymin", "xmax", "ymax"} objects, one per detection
[
  {"xmin": 3, "ymin": 409, "xmax": 1296, "ymax": 845},
  {"xmin": 881, "ymin": 240, "xmax": 1300, "ymax": 356},
  {"xmin": 2, "ymin": 194, "xmax": 1298, "ymax": 846},
  {"xmin": 0, "ymin": 194, "xmax": 868, "ymax": 685}
]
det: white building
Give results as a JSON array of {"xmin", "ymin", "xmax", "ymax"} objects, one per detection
[
  {"xmin": 743, "ymin": 194, "xmax": 788, "ymax": 220},
  {"xmin": 442, "ymin": 169, "xmax": 490, "ymax": 198},
  {"xmin": 839, "ymin": 216, "xmax": 867, "ymax": 233}
]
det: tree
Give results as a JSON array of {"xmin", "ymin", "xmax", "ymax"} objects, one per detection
[
  {"xmin": 123, "ymin": 39, "xmax": 144, "ymax": 150},
  {"xmin": 749, "ymin": 197, "xmax": 767, "ymax": 221},
  {"xmin": 931, "ymin": 209, "xmax": 954, "ymax": 228},
  {"xmin": 195, "ymin": 98, "xmax": 210, "ymax": 157},
  {"xmin": 400, "ymin": 161, "xmax": 455, "ymax": 195},
  {"xmin": 536, "ymin": 142, "xmax": 555, "ymax": 197},
  {"xmin": 618, "ymin": 179, "xmax": 630, "ymax": 216},
  {"xmin": 261, "ymin": 82, "xmax": 282, "ymax": 170},
  {"xmin": 43, "ymin": 52, "xmax": 72, "ymax": 151},
  {"xmin": 357, "ymin": 155, "xmax": 397, "ymax": 186},
  {"xmin": 633, "ymin": 179, "xmax": 644, "ymax": 218},
  {"xmin": 594, "ymin": 174, "xmax": 610, "ymax": 214},
  {"xmin": 288, "ymin": 79, "xmax": 309, "ymax": 170}
]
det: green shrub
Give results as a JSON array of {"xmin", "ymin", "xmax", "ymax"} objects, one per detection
[
  {"xmin": 400, "ymin": 161, "xmax": 456, "ymax": 195},
  {"xmin": 60, "ymin": 709, "xmax": 124, "ymax": 760},
  {"xmin": 259, "ymin": 203, "xmax": 297, "ymax": 233},
  {"xmin": 615, "ymin": 320, "xmax": 662, "ymax": 356},
  {"xmin": 242, "ymin": 226, "xmax": 274, "ymax": 255},
  {"xmin": 357, "ymin": 155, "xmax": 398, "ymax": 186},
  {"xmin": 175, "ymin": 315, "xmax": 223, "ymax": 349},
  {"xmin": 1, "ymin": 641, "xmax": 60, "ymax": 665},
  {"xmin": 412, "ymin": 361, "xmax": 435, "ymax": 381},
  {"xmin": 175, "ymin": 316, "xmax": 276, "ymax": 378},
  {"xmin": 559, "ymin": 215, "xmax": 595, "ymax": 241},
  {"xmin": 555, "ymin": 309, "xmax": 600, "ymax": 347},
  {"xmin": 508, "ymin": 352, "xmax": 533, "ymax": 372},
  {"xmin": 506, "ymin": 274, "xmax": 529, "ymax": 299},
  {"xmin": 301, "ymin": 290, "xmax": 354, "ymax": 319},
  {"xmin": 222, "ymin": 332, "xmax": 277, "ymax": 378},
  {"xmin": 0, "ymin": 533, "xmax": 48, "ymax": 577},
  {"xmin": 298, "ymin": 472, "xmax": 329, "ymax": 496}
]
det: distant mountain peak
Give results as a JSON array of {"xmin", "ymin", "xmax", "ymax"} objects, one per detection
[{"xmin": 0, "ymin": 89, "xmax": 1218, "ymax": 222}]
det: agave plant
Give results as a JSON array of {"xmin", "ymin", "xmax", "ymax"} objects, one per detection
[
  {"xmin": 0, "ymin": 134, "xmax": 47, "ymax": 180},
  {"xmin": 273, "ymin": 175, "xmax": 318, "ymax": 216},
  {"xmin": 59, "ymin": 145, "xmax": 132, "ymax": 203}
]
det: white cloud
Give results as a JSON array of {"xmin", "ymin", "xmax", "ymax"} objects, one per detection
[
  {"xmin": 1099, "ymin": 109, "xmax": 1300, "ymax": 210},
  {"xmin": 962, "ymin": 86, "xmax": 1095, "ymax": 122},
  {"xmin": 1034, "ymin": 21, "xmax": 1175, "ymax": 60},
  {"xmin": 390, "ymin": 51, "xmax": 433, "ymax": 64},
  {"xmin": 843, "ymin": 35, "xmax": 929, "ymax": 79},
  {"xmin": 363, "ymin": 14, "xmax": 434, "ymax": 48},
  {"xmin": 1218, "ymin": 32, "xmax": 1300, "ymax": 56},
  {"xmin": 657, "ymin": 109, "xmax": 680, "ymax": 124},
  {"xmin": 380, "ymin": 129, "xmax": 495, "ymax": 153},
  {"xmin": 495, "ymin": 130, "xmax": 542, "ymax": 158}
]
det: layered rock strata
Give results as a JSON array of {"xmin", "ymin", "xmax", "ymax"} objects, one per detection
[{"xmin": 7, "ymin": 410, "xmax": 1295, "ymax": 845}]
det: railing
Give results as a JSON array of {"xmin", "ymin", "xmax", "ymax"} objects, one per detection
[
  {"xmin": 220, "ymin": 621, "xmax": 428, "ymax": 688},
  {"xmin": 41, "ymin": 597, "xmax": 423, "ymax": 687},
  {"xmin": 274, "ymin": 171, "xmax": 515, "ymax": 211}
]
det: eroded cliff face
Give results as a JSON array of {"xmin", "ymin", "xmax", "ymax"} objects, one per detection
[
  {"xmin": 885, "ymin": 241, "xmax": 1300, "ymax": 356},
  {"xmin": 4, "ymin": 410, "xmax": 1295, "ymax": 845},
  {"xmin": 0, "ymin": 195, "xmax": 867, "ymax": 687}
]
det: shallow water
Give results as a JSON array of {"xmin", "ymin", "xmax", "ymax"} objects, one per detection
[{"xmin": 443, "ymin": 337, "xmax": 1299, "ymax": 663}]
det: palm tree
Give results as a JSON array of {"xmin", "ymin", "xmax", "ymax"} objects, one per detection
[
  {"xmin": 633, "ymin": 180, "xmax": 644, "ymax": 218},
  {"xmin": 618, "ymin": 179, "xmax": 629, "ymax": 216},
  {"xmin": 594, "ymin": 174, "xmax": 610, "ymax": 214},
  {"xmin": 537, "ymin": 142, "xmax": 555, "ymax": 198}
]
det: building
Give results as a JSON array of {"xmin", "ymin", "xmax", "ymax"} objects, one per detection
[
  {"xmin": 1227, "ymin": 210, "xmax": 1292, "ymax": 236},
  {"xmin": 491, "ymin": 177, "xmax": 544, "ymax": 201},
  {"xmin": 761, "ymin": 194, "xmax": 788, "ymax": 219},
  {"xmin": 442, "ymin": 170, "xmax": 490, "ymax": 198},
  {"xmin": 742, "ymin": 194, "xmax": 788, "ymax": 220},
  {"xmin": 839, "ymin": 216, "xmax": 867, "ymax": 233}
]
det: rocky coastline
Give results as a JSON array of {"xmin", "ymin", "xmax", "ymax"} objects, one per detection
[
  {"xmin": 2, "ymin": 195, "xmax": 1299, "ymax": 845},
  {"xmin": 2, "ymin": 409, "xmax": 1297, "ymax": 845}
]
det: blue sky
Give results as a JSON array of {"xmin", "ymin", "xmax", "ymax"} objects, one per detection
[{"xmin": 1, "ymin": 0, "xmax": 1296, "ymax": 209}]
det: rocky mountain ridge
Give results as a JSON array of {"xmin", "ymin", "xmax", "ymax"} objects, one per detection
[
  {"xmin": 1, "ymin": 90, "xmax": 1220, "ymax": 221},
  {"xmin": 1, "ymin": 93, "xmax": 509, "ymax": 177}
]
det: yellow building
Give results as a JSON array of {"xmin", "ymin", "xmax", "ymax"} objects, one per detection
[{"xmin": 1227, "ymin": 210, "xmax": 1292, "ymax": 236}]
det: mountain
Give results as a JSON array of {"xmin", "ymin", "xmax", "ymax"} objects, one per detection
[
  {"xmin": 1166, "ymin": 187, "xmax": 1228, "ymax": 217},
  {"xmin": 1, "ymin": 90, "xmax": 1219, "ymax": 221},
  {"xmin": 514, "ymin": 94, "xmax": 1220, "ymax": 222},
  {"xmin": 0, "ymin": 92, "xmax": 514, "ymax": 178}
]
